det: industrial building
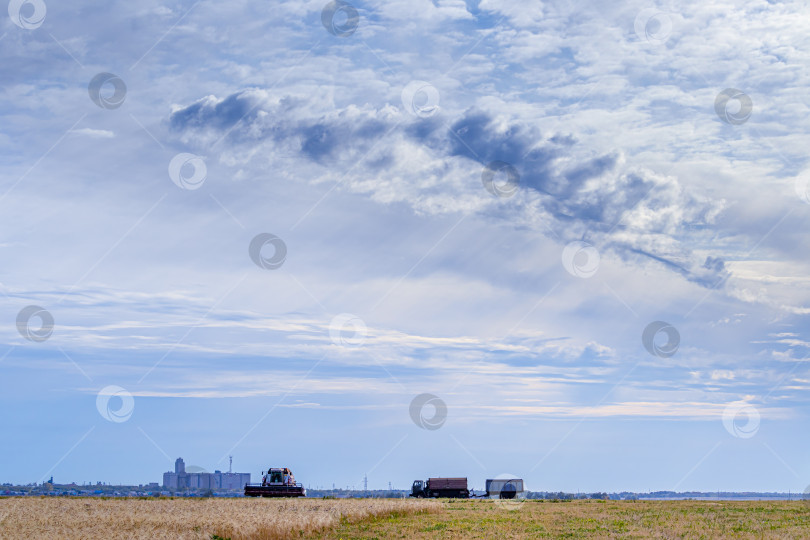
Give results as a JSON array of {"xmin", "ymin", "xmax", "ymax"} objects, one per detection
[{"xmin": 162, "ymin": 457, "xmax": 250, "ymax": 491}]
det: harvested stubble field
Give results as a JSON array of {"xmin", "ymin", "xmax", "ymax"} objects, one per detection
[
  {"xmin": 3, "ymin": 498, "xmax": 810, "ymax": 539},
  {"xmin": 320, "ymin": 499, "xmax": 810, "ymax": 539}
]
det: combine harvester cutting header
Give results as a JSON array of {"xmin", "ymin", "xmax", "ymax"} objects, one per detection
[{"xmin": 244, "ymin": 467, "xmax": 306, "ymax": 498}]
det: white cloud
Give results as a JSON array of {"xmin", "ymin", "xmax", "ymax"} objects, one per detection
[{"xmin": 69, "ymin": 128, "xmax": 115, "ymax": 138}]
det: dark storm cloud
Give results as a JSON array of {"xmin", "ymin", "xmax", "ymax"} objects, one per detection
[{"xmin": 168, "ymin": 90, "xmax": 727, "ymax": 287}]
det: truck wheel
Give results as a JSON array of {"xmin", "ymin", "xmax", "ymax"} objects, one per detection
[{"xmin": 416, "ymin": 494, "xmax": 424, "ymax": 498}]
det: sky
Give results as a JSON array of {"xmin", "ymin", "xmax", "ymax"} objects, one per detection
[{"xmin": 1, "ymin": 0, "xmax": 810, "ymax": 493}]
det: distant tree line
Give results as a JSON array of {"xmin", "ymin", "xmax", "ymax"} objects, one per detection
[{"xmin": 527, "ymin": 492, "xmax": 610, "ymax": 500}]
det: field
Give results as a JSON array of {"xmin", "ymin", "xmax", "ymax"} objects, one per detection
[
  {"xmin": 321, "ymin": 499, "xmax": 810, "ymax": 538},
  {"xmin": 3, "ymin": 497, "xmax": 810, "ymax": 539},
  {"xmin": 0, "ymin": 497, "xmax": 439, "ymax": 539}
]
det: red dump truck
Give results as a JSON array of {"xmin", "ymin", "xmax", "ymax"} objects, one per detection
[{"xmin": 410, "ymin": 477, "xmax": 469, "ymax": 498}]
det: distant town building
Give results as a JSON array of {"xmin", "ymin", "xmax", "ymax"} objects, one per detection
[{"xmin": 162, "ymin": 457, "xmax": 249, "ymax": 491}]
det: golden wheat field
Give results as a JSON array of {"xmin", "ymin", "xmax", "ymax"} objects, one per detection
[{"xmin": 0, "ymin": 497, "xmax": 440, "ymax": 539}]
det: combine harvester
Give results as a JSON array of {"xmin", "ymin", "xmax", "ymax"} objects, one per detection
[{"xmin": 244, "ymin": 467, "xmax": 306, "ymax": 498}]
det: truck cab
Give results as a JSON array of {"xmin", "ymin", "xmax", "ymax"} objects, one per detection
[{"xmin": 411, "ymin": 480, "xmax": 425, "ymax": 498}]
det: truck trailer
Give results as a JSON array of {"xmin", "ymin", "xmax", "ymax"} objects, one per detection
[
  {"xmin": 485, "ymin": 478, "xmax": 524, "ymax": 499},
  {"xmin": 410, "ymin": 477, "xmax": 469, "ymax": 498}
]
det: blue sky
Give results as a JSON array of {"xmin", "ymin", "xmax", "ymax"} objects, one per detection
[{"xmin": 2, "ymin": 0, "xmax": 810, "ymax": 493}]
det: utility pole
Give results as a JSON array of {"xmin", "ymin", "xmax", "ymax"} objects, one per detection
[{"xmin": 364, "ymin": 474, "xmax": 368, "ymax": 492}]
